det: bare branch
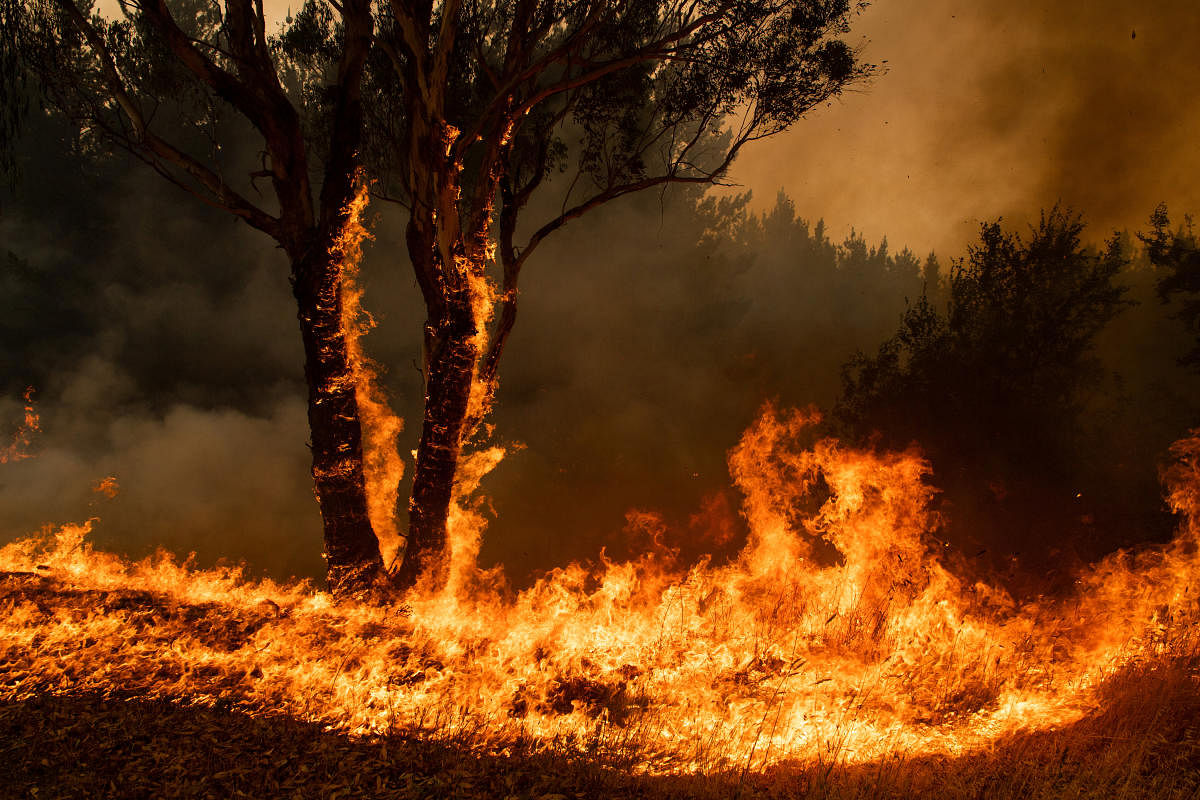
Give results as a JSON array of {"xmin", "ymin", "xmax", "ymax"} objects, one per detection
[{"xmin": 515, "ymin": 125, "xmax": 753, "ymax": 275}]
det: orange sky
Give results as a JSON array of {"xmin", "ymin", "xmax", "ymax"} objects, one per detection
[
  {"xmin": 95, "ymin": 0, "xmax": 1200, "ymax": 256},
  {"xmin": 728, "ymin": 0, "xmax": 1200, "ymax": 255}
]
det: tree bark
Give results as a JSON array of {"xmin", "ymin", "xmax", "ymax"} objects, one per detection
[
  {"xmin": 396, "ymin": 290, "xmax": 479, "ymax": 590},
  {"xmin": 394, "ymin": 100, "xmax": 494, "ymax": 590},
  {"xmin": 292, "ymin": 244, "xmax": 385, "ymax": 597}
]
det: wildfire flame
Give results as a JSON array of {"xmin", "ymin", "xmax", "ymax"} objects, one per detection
[
  {"xmin": 1, "ymin": 406, "xmax": 1198, "ymax": 774},
  {"xmin": 0, "ymin": 387, "xmax": 40, "ymax": 464},
  {"xmin": 464, "ymin": 260, "xmax": 499, "ymax": 430},
  {"xmin": 333, "ymin": 175, "xmax": 406, "ymax": 570},
  {"xmin": 91, "ymin": 476, "xmax": 120, "ymax": 499}
]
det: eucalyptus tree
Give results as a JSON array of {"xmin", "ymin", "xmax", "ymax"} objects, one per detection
[
  {"xmin": 2, "ymin": 0, "xmax": 387, "ymax": 595},
  {"xmin": 346, "ymin": 0, "xmax": 871, "ymax": 588},
  {"xmin": 4, "ymin": 0, "xmax": 870, "ymax": 595}
]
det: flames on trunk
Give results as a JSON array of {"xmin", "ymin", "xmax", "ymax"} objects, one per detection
[
  {"xmin": 1, "ymin": 406, "xmax": 1199, "ymax": 774},
  {"xmin": 334, "ymin": 176, "xmax": 406, "ymax": 571},
  {"xmin": 1, "ymin": 388, "xmax": 40, "ymax": 464}
]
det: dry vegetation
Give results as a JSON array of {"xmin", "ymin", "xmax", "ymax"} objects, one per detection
[
  {"xmin": 1, "ymin": 646, "xmax": 1198, "ymax": 799},
  {"xmin": 3, "ymin": 418, "xmax": 1199, "ymax": 798},
  {"xmin": 1, "ymin": 567, "xmax": 1198, "ymax": 800}
]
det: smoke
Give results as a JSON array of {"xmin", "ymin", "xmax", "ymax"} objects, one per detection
[
  {"xmin": 730, "ymin": 0, "xmax": 1200, "ymax": 254},
  {"xmin": 0, "ymin": 389, "xmax": 322, "ymax": 580},
  {"xmin": 0, "ymin": 116, "xmax": 321, "ymax": 581},
  {"xmin": 4, "ymin": 0, "xmax": 1199, "ymax": 584}
]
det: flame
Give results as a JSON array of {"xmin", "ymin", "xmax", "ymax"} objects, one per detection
[
  {"xmin": 2, "ymin": 407, "xmax": 1199, "ymax": 775},
  {"xmin": 463, "ymin": 263, "xmax": 499, "ymax": 429},
  {"xmin": 332, "ymin": 174, "xmax": 406, "ymax": 569},
  {"xmin": 1, "ymin": 387, "xmax": 40, "ymax": 463},
  {"xmin": 92, "ymin": 476, "xmax": 120, "ymax": 499},
  {"xmin": 454, "ymin": 203, "xmax": 503, "ymax": 563}
]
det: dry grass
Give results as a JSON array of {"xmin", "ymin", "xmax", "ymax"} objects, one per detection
[
  {"xmin": 1, "ymin": 645, "xmax": 1198, "ymax": 799},
  {"xmin": 3, "ymin": 558, "xmax": 1200, "ymax": 800},
  {"xmin": 766, "ymin": 652, "xmax": 1200, "ymax": 800}
]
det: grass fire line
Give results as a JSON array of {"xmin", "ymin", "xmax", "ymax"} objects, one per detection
[{"xmin": 1, "ymin": 405, "xmax": 1199, "ymax": 781}]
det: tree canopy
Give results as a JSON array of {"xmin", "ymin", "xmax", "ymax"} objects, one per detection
[
  {"xmin": 836, "ymin": 209, "xmax": 1132, "ymax": 566},
  {"xmin": 1142, "ymin": 203, "xmax": 1200, "ymax": 373}
]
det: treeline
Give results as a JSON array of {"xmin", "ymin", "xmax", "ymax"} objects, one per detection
[
  {"xmin": 3, "ymin": 112, "xmax": 1198, "ymax": 579},
  {"xmin": 833, "ymin": 208, "xmax": 1200, "ymax": 577},
  {"xmin": 498, "ymin": 190, "xmax": 1200, "ymax": 577}
]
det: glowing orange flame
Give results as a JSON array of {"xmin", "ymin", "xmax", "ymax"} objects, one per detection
[
  {"xmin": 92, "ymin": 476, "xmax": 120, "ymax": 499},
  {"xmin": 464, "ymin": 262, "xmax": 499, "ymax": 429},
  {"xmin": 2, "ymin": 408, "xmax": 1199, "ymax": 775},
  {"xmin": 332, "ymin": 175, "xmax": 406, "ymax": 569},
  {"xmin": 1, "ymin": 387, "xmax": 40, "ymax": 464}
]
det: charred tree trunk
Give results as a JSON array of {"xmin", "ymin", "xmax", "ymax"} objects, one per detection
[
  {"xmin": 294, "ymin": 0, "xmax": 382, "ymax": 598},
  {"xmin": 292, "ymin": 244, "xmax": 385, "ymax": 597},
  {"xmin": 396, "ymin": 291, "xmax": 479, "ymax": 590},
  {"xmin": 394, "ymin": 94, "xmax": 494, "ymax": 590}
]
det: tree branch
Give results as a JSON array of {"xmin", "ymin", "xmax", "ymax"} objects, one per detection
[
  {"xmin": 515, "ymin": 122, "xmax": 752, "ymax": 275},
  {"xmin": 452, "ymin": 1, "xmax": 726, "ymax": 166},
  {"xmin": 49, "ymin": 0, "xmax": 282, "ymax": 238}
]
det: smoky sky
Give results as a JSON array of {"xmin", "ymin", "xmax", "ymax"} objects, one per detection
[
  {"xmin": 0, "ymin": 114, "xmax": 325, "ymax": 579},
  {"xmin": 2, "ymin": 0, "xmax": 1199, "ymax": 584},
  {"xmin": 732, "ymin": 0, "xmax": 1200, "ymax": 255}
]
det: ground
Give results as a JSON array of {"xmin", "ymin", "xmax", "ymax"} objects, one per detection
[{"xmin": 2, "ymin": 666, "xmax": 1199, "ymax": 800}]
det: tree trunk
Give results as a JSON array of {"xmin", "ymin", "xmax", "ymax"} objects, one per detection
[
  {"xmin": 395, "ymin": 292, "xmax": 479, "ymax": 590},
  {"xmin": 292, "ymin": 245, "xmax": 385, "ymax": 597}
]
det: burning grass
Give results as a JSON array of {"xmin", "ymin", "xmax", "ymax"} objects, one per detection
[
  {"xmin": 2, "ymin": 407, "xmax": 1200, "ymax": 796},
  {"xmin": 1, "ymin": 653, "xmax": 1197, "ymax": 799}
]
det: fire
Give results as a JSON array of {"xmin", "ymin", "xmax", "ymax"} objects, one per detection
[
  {"xmin": 333, "ymin": 175, "xmax": 406, "ymax": 570},
  {"xmin": 1, "ymin": 387, "xmax": 40, "ymax": 464},
  {"xmin": 463, "ymin": 262, "xmax": 499, "ymax": 430},
  {"xmin": 2, "ymin": 406, "xmax": 1199, "ymax": 775}
]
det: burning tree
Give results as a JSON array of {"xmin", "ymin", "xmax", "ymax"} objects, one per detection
[
  {"xmin": 2, "ymin": 0, "xmax": 386, "ymax": 595},
  {"xmin": 366, "ymin": 0, "xmax": 868, "ymax": 589},
  {"xmin": 2, "ymin": 0, "xmax": 869, "ymax": 594}
]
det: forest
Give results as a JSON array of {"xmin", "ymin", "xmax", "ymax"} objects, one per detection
[
  {"xmin": 3, "ymin": 0, "xmax": 1200, "ymax": 797},
  {"xmin": 4, "ymin": 107, "xmax": 1198, "ymax": 586}
]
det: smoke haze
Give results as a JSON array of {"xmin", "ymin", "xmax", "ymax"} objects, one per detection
[
  {"xmin": 731, "ymin": 0, "xmax": 1200, "ymax": 254},
  {"xmin": 2, "ymin": 0, "xmax": 1199, "ymax": 584}
]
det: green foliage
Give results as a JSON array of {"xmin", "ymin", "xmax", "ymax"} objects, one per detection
[
  {"xmin": 272, "ymin": 0, "xmax": 340, "ymax": 164},
  {"xmin": 3, "ymin": 0, "xmax": 231, "ymax": 167},
  {"xmin": 354, "ymin": 0, "xmax": 868, "ymax": 223},
  {"xmin": 839, "ymin": 209, "xmax": 1129, "ymax": 457},
  {"xmin": 836, "ymin": 209, "xmax": 1133, "ymax": 561},
  {"xmin": 0, "ymin": 0, "xmax": 32, "ymax": 180},
  {"xmin": 1141, "ymin": 203, "xmax": 1200, "ymax": 372},
  {"xmin": 947, "ymin": 213, "xmax": 1129, "ymax": 399},
  {"xmin": 6, "ymin": 0, "xmax": 869, "ymax": 250}
]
